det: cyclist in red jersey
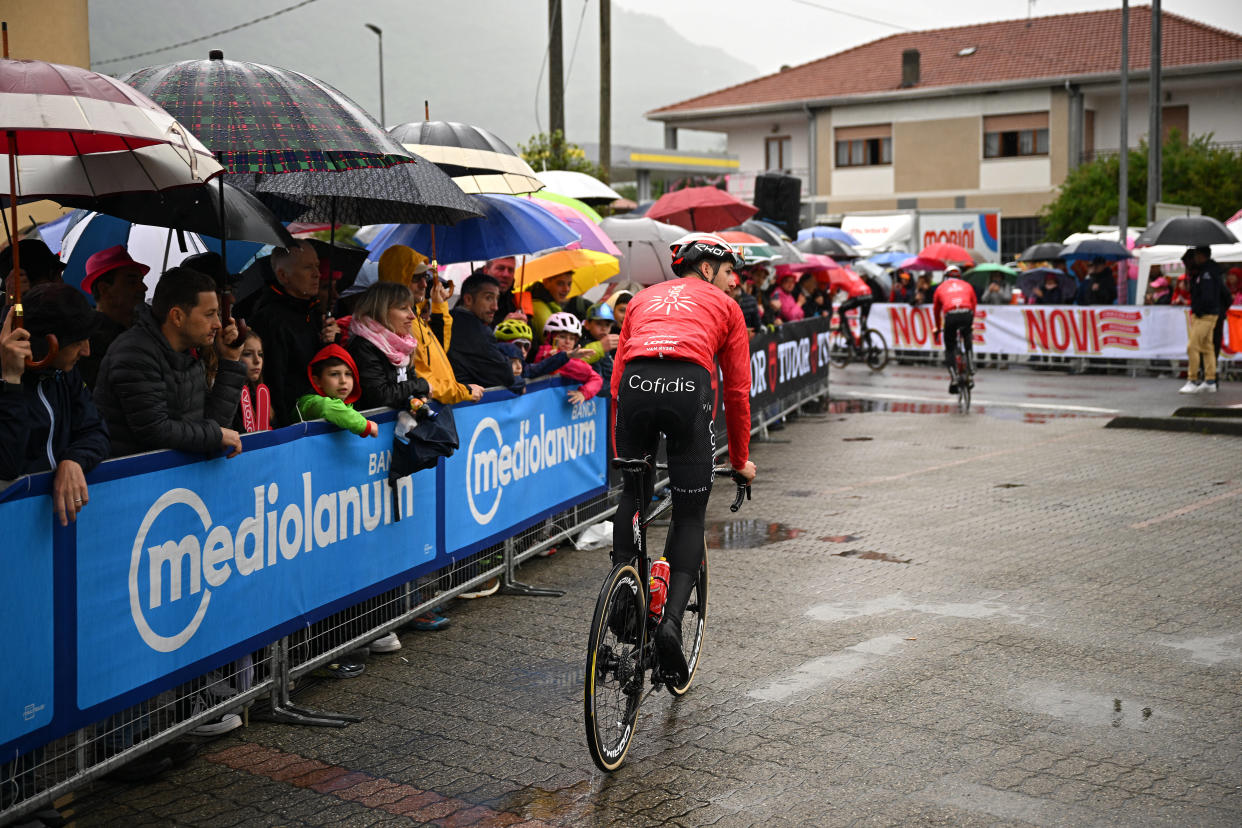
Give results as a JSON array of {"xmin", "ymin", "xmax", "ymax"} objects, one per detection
[
  {"xmin": 833, "ymin": 270, "xmax": 873, "ymax": 351},
  {"xmin": 610, "ymin": 232, "xmax": 757, "ymax": 685},
  {"xmin": 931, "ymin": 267, "xmax": 979, "ymax": 394}
]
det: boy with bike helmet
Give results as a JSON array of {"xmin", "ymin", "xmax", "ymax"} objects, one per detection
[
  {"xmin": 932, "ymin": 267, "xmax": 978, "ymax": 394},
  {"xmin": 611, "ymin": 232, "xmax": 757, "ymax": 685}
]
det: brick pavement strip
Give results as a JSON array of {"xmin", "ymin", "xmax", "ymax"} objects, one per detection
[{"xmin": 66, "ymin": 410, "xmax": 1242, "ymax": 827}]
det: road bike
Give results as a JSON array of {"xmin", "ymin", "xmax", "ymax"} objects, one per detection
[
  {"xmin": 829, "ymin": 316, "xmax": 889, "ymax": 371},
  {"xmin": 584, "ymin": 458, "xmax": 750, "ymax": 773},
  {"xmin": 950, "ymin": 332, "xmax": 974, "ymax": 414}
]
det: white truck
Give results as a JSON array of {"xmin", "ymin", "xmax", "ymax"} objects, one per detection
[{"xmin": 839, "ymin": 209, "xmax": 1002, "ymax": 263}]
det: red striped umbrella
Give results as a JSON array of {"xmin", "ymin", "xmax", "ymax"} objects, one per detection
[
  {"xmin": 0, "ymin": 57, "xmax": 222, "ymax": 365},
  {"xmin": 0, "ymin": 59, "xmax": 222, "ymax": 201}
]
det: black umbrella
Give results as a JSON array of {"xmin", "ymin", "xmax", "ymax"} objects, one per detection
[
  {"xmin": 729, "ymin": 219, "xmax": 806, "ymax": 264},
  {"xmin": 236, "ymin": 163, "xmax": 482, "ymax": 227},
  {"xmin": 1134, "ymin": 216, "xmax": 1238, "ymax": 247},
  {"xmin": 1058, "ymin": 238, "xmax": 1133, "ymax": 262},
  {"xmin": 388, "ymin": 121, "xmax": 543, "ymax": 195},
  {"xmin": 795, "ymin": 236, "xmax": 861, "ymax": 259},
  {"xmin": 390, "ymin": 405, "xmax": 459, "ymax": 521},
  {"xmin": 1018, "ymin": 242, "xmax": 1065, "ymax": 262},
  {"xmin": 55, "ymin": 182, "xmax": 292, "ymax": 248}
]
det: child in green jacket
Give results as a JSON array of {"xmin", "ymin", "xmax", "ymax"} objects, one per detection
[{"xmin": 296, "ymin": 344, "xmax": 379, "ymax": 438}]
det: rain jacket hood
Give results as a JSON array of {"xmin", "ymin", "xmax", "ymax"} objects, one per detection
[{"xmin": 307, "ymin": 343, "xmax": 362, "ymax": 405}]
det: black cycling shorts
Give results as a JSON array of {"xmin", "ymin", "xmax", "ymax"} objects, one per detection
[
  {"xmin": 611, "ymin": 358, "xmax": 715, "ymax": 577},
  {"xmin": 942, "ymin": 308, "xmax": 974, "ymax": 369}
]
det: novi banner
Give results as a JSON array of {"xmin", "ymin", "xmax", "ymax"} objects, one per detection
[{"xmin": 869, "ymin": 304, "xmax": 1242, "ymax": 361}]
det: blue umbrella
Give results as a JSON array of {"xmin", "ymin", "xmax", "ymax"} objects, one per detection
[
  {"xmin": 797, "ymin": 226, "xmax": 861, "ymax": 246},
  {"xmin": 366, "ymin": 193, "xmax": 579, "ymax": 264},
  {"xmin": 60, "ymin": 212, "xmax": 268, "ymax": 299},
  {"xmin": 867, "ymin": 251, "xmax": 912, "ymax": 268},
  {"xmin": 36, "ymin": 211, "xmax": 78, "ymax": 254},
  {"xmin": 1058, "ymin": 238, "xmax": 1133, "ymax": 262}
]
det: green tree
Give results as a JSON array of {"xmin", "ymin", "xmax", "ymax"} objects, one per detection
[
  {"xmin": 1039, "ymin": 131, "xmax": 1242, "ymax": 241},
  {"xmin": 518, "ymin": 131, "xmax": 607, "ymax": 182}
]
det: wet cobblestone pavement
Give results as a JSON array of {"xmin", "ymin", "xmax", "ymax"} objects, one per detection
[{"xmin": 64, "ymin": 408, "xmax": 1242, "ymax": 827}]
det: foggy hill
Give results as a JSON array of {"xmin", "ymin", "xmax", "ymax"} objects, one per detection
[{"xmin": 89, "ymin": 0, "xmax": 758, "ymax": 154}]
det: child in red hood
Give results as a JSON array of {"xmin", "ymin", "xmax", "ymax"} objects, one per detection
[
  {"xmin": 534, "ymin": 312, "xmax": 602, "ymax": 405},
  {"xmin": 296, "ymin": 344, "xmax": 379, "ymax": 438}
]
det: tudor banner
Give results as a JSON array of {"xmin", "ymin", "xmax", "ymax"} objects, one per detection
[
  {"xmin": 747, "ymin": 315, "xmax": 834, "ymax": 416},
  {"xmin": 865, "ymin": 304, "xmax": 1242, "ymax": 361}
]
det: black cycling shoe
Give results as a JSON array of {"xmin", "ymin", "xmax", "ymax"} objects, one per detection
[
  {"xmin": 654, "ymin": 619, "xmax": 689, "ymax": 687},
  {"xmin": 948, "ymin": 382, "xmax": 958, "ymax": 394}
]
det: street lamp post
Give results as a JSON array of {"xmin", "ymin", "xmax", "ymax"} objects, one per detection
[{"xmin": 364, "ymin": 23, "xmax": 385, "ymax": 126}]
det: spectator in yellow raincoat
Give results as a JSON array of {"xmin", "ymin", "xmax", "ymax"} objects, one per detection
[{"xmin": 377, "ymin": 245, "xmax": 484, "ymax": 404}]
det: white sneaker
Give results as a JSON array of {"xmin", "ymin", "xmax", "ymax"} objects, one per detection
[
  {"xmin": 459, "ymin": 576, "xmax": 501, "ymax": 599},
  {"xmin": 1179, "ymin": 381, "xmax": 1203, "ymax": 394},
  {"xmin": 369, "ymin": 632, "xmax": 402, "ymax": 653},
  {"xmin": 190, "ymin": 713, "xmax": 242, "ymax": 737},
  {"xmin": 1204, "ymin": 381, "xmax": 1218, "ymax": 393}
]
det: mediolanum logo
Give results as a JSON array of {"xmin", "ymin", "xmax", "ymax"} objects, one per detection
[
  {"xmin": 129, "ymin": 472, "xmax": 413, "ymax": 653},
  {"xmin": 466, "ymin": 404, "xmax": 599, "ymax": 525}
]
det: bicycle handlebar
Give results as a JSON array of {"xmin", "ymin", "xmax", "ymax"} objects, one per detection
[{"xmin": 712, "ymin": 466, "xmax": 752, "ymax": 512}]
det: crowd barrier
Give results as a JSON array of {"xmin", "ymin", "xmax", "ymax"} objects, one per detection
[
  {"xmin": 849, "ymin": 303, "xmax": 1242, "ymax": 376},
  {"xmin": 0, "ymin": 315, "xmax": 832, "ymax": 823}
]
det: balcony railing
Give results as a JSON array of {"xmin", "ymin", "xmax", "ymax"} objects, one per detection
[{"xmin": 1080, "ymin": 140, "xmax": 1242, "ymax": 165}]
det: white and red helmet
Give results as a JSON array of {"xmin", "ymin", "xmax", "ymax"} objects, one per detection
[
  {"xmin": 669, "ymin": 232, "xmax": 744, "ymax": 277},
  {"xmin": 543, "ymin": 311, "xmax": 582, "ymax": 338}
]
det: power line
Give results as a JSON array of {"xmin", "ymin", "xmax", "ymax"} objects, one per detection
[
  {"xmin": 787, "ymin": 0, "xmax": 911, "ymax": 31},
  {"xmin": 92, "ymin": 0, "xmax": 324, "ymax": 68},
  {"xmin": 565, "ymin": 0, "xmax": 592, "ymax": 87}
]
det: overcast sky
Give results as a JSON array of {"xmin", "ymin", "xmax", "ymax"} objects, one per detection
[{"xmin": 614, "ymin": 0, "xmax": 1242, "ymax": 76}]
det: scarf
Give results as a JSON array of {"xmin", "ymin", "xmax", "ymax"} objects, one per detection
[{"xmin": 352, "ymin": 315, "xmax": 418, "ymax": 366}]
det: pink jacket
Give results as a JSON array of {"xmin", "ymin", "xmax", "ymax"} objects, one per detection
[
  {"xmin": 773, "ymin": 287, "xmax": 804, "ymax": 323},
  {"xmin": 535, "ymin": 344, "xmax": 603, "ymax": 400}
]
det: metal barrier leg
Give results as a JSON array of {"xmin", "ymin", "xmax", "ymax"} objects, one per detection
[
  {"xmin": 499, "ymin": 537, "xmax": 565, "ymax": 597},
  {"xmin": 257, "ymin": 640, "xmax": 361, "ymax": 727}
]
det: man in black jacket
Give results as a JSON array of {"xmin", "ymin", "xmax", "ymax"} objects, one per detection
[
  {"xmin": 94, "ymin": 267, "xmax": 246, "ymax": 457},
  {"xmin": 1082, "ymin": 257, "xmax": 1118, "ymax": 306},
  {"xmin": 1179, "ymin": 247, "xmax": 1225, "ymax": 394},
  {"xmin": 447, "ymin": 273, "xmax": 524, "ymax": 392},
  {"xmin": 0, "ymin": 283, "xmax": 110, "ymax": 525},
  {"xmin": 247, "ymin": 241, "xmax": 339, "ymax": 425}
]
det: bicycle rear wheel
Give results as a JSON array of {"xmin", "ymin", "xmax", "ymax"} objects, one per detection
[
  {"xmin": 863, "ymin": 329, "xmax": 890, "ymax": 372},
  {"xmin": 666, "ymin": 551, "xmax": 708, "ymax": 697},
  {"xmin": 584, "ymin": 562, "xmax": 646, "ymax": 772},
  {"xmin": 955, "ymin": 352, "xmax": 971, "ymax": 414}
]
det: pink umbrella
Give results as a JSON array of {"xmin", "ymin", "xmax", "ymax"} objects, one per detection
[
  {"xmin": 647, "ymin": 186, "xmax": 758, "ymax": 231},
  {"xmin": 523, "ymin": 196, "xmax": 621, "ymax": 257},
  {"xmin": 899, "ymin": 256, "xmax": 946, "ymax": 272}
]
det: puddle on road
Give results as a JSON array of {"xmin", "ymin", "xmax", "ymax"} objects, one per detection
[
  {"xmin": 807, "ymin": 593, "xmax": 1028, "ymax": 624},
  {"xmin": 706, "ymin": 519, "xmax": 803, "ymax": 549},
  {"xmin": 1160, "ymin": 632, "xmax": 1242, "ymax": 665},
  {"xmin": 827, "ymin": 397, "xmax": 1110, "ymax": 424},
  {"xmin": 783, "ymin": 490, "xmax": 818, "ymax": 498},
  {"xmin": 750, "ymin": 634, "xmax": 908, "ymax": 701},
  {"xmin": 832, "ymin": 549, "xmax": 911, "ymax": 564},
  {"xmin": 1016, "ymin": 682, "xmax": 1166, "ymax": 730}
]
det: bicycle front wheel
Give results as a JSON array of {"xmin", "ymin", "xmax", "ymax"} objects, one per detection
[
  {"xmin": 828, "ymin": 328, "xmax": 851, "ymax": 368},
  {"xmin": 667, "ymin": 550, "xmax": 708, "ymax": 697},
  {"xmin": 863, "ymin": 329, "xmax": 890, "ymax": 372},
  {"xmin": 584, "ymin": 562, "xmax": 646, "ymax": 772}
]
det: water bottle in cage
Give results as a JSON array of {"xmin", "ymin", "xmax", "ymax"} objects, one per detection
[{"xmin": 648, "ymin": 557, "xmax": 670, "ymax": 620}]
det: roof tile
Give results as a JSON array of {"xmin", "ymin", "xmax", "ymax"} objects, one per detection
[{"xmin": 651, "ymin": 7, "xmax": 1242, "ymax": 116}]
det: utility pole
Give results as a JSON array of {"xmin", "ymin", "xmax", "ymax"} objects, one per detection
[
  {"xmin": 364, "ymin": 24, "xmax": 384, "ymax": 126},
  {"xmin": 599, "ymin": 0, "xmax": 611, "ymax": 182},
  {"xmin": 1118, "ymin": 0, "xmax": 1129, "ymax": 245},
  {"xmin": 1147, "ymin": 0, "xmax": 1162, "ymax": 223},
  {"xmin": 548, "ymin": 0, "xmax": 564, "ymax": 138}
]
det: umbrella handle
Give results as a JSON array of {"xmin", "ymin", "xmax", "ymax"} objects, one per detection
[{"xmin": 26, "ymin": 332, "xmax": 59, "ymax": 369}]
